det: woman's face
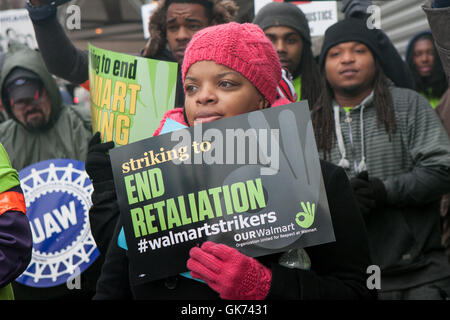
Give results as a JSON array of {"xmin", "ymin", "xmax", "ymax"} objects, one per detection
[{"xmin": 184, "ymin": 61, "xmax": 268, "ymax": 126}]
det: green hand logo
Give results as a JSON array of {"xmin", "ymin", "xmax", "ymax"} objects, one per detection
[{"xmin": 296, "ymin": 201, "xmax": 316, "ymax": 228}]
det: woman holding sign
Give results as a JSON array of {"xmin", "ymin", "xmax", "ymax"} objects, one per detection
[{"xmin": 95, "ymin": 22, "xmax": 374, "ymax": 300}]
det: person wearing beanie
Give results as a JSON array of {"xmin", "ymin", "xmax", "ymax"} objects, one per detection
[
  {"xmin": 340, "ymin": 0, "xmax": 414, "ymax": 90},
  {"xmin": 253, "ymin": 2, "xmax": 321, "ymax": 108},
  {"xmin": 311, "ymin": 18, "xmax": 450, "ymax": 299},
  {"xmin": 26, "ymin": 0, "xmax": 237, "ymax": 277},
  {"xmin": 93, "ymin": 22, "xmax": 374, "ymax": 300},
  {"xmin": 82, "ymin": 0, "xmax": 294, "ymax": 282}
]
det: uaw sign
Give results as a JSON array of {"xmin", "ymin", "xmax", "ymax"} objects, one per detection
[{"xmin": 15, "ymin": 159, "xmax": 99, "ymax": 288}]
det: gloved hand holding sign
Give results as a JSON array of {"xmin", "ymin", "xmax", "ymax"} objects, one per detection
[{"xmin": 187, "ymin": 241, "xmax": 272, "ymax": 300}]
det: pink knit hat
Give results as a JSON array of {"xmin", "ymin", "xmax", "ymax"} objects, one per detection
[{"xmin": 182, "ymin": 22, "xmax": 281, "ymax": 104}]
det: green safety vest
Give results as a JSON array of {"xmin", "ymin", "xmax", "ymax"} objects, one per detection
[
  {"xmin": 422, "ymin": 88, "xmax": 441, "ymax": 109},
  {"xmin": 293, "ymin": 75, "xmax": 302, "ymax": 102},
  {"xmin": 0, "ymin": 284, "xmax": 14, "ymax": 300}
]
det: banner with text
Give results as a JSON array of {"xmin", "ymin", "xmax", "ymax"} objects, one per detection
[
  {"xmin": 110, "ymin": 101, "xmax": 335, "ymax": 285},
  {"xmin": 88, "ymin": 44, "xmax": 178, "ymax": 145},
  {"xmin": 15, "ymin": 159, "xmax": 99, "ymax": 287},
  {"xmin": 0, "ymin": 9, "xmax": 38, "ymax": 53}
]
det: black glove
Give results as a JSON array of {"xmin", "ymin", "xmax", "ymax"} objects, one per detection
[
  {"xmin": 85, "ymin": 132, "xmax": 115, "ymax": 184},
  {"xmin": 26, "ymin": 0, "xmax": 72, "ymax": 21},
  {"xmin": 350, "ymin": 171, "xmax": 387, "ymax": 217}
]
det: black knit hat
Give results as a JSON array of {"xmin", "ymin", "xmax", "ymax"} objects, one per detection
[
  {"xmin": 253, "ymin": 2, "xmax": 311, "ymax": 44},
  {"xmin": 319, "ymin": 18, "xmax": 382, "ymax": 68}
]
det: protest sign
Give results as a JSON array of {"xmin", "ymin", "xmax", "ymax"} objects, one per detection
[
  {"xmin": 15, "ymin": 159, "xmax": 99, "ymax": 287},
  {"xmin": 110, "ymin": 101, "xmax": 335, "ymax": 285},
  {"xmin": 0, "ymin": 9, "xmax": 38, "ymax": 53},
  {"xmin": 88, "ymin": 44, "xmax": 178, "ymax": 145},
  {"xmin": 254, "ymin": 0, "xmax": 338, "ymax": 37}
]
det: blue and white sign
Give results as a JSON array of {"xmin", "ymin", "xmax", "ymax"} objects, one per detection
[{"xmin": 15, "ymin": 159, "xmax": 99, "ymax": 288}]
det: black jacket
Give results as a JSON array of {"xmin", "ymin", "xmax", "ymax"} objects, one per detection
[{"xmin": 93, "ymin": 160, "xmax": 375, "ymax": 300}]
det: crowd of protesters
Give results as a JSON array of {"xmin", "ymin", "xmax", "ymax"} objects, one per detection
[{"xmin": 0, "ymin": 0, "xmax": 449, "ymax": 300}]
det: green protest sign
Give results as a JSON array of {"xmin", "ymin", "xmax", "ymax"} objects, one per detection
[
  {"xmin": 88, "ymin": 44, "xmax": 178, "ymax": 145},
  {"xmin": 110, "ymin": 101, "xmax": 336, "ymax": 285}
]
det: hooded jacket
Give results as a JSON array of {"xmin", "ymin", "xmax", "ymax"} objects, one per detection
[
  {"xmin": 0, "ymin": 42, "xmax": 101, "ymax": 300},
  {"xmin": 405, "ymin": 31, "xmax": 447, "ymax": 108},
  {"xmin": 328, "ymin": 82, "xmax": 450, "ymax": 291},
  {"xmin": 0, "ymin": 42, "xmax": 92, "ymax": 171}
]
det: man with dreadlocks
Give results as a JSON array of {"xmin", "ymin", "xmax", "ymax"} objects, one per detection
[
  {"xmin": 253, "ymin": 2, "xmax": 322, "ymax": 108},
  {"xmin": 406, "ymin": 31, "xmax": 448, "ymax": 109},
  {"xmin": 311, "ymin": 18, "xmax": 450, "ymax": 299}
]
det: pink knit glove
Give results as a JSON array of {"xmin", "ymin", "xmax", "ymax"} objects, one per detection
[{"xmin": 187, "ymin": 241, "xmax": 272, "ymax": 300}]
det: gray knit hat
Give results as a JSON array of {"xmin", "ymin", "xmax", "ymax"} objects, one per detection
[{"xmin": 253, "ymin": 2, "xmax": 311, "ymax": 44}]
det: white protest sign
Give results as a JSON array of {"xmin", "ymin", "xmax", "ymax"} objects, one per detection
[
  {"xmin": 254, "ymin": 1, "xmax": 338, "ymax": 37},
  {"xmin": 0, "ymin": 9, "xmax": 37, "ymax": 53}
]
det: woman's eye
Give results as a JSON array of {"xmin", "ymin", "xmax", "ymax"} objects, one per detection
[
  {"xmin": 185, "ymin": 85, "xmax": 197, "ymax": 93},
  {"xmin": 219, "ymin": 81, "xmax": 235, "ymax": 88}
]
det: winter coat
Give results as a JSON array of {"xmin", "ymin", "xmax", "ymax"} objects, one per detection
[
  {"xmin": 436, "ymin": 87, "xmax": 450, "ymax": 260},
  {"xmin": 328, "ymin": 84, "xmax": 450, "ymax": 291},
  {"xmin": 423, "ymin": 0, "xmax": 450, "ymax": 81},
  {"xmin": 0, "ymin": 42, "xmax": 92, "ymax": 171},
  {"xmin": 0, "ymin": 42, "xmax": 102, "ymax": 300},
  {"xmin": 0, "ymin": 143, "xmax": 32, "ymax": 300},
  {"xmin": 93, "ymin": 107, "xmax": 374, "ymax": 300},
  {"xmin": 423, "ymin": 0, "xmax": 450, "ymax": 263},
  {"xmin": 405, "ymin": 30, "xmax": 447, "ymax": 109}
]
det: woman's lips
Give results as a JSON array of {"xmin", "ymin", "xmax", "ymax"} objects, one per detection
[{"xmin": 194, "ymin": 115, "xmax": 222, "ymax": 125}]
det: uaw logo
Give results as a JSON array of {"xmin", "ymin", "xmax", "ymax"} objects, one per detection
[{"xmin": 15, "ymin": 159, "xmax": 99, "ymax": 288}]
